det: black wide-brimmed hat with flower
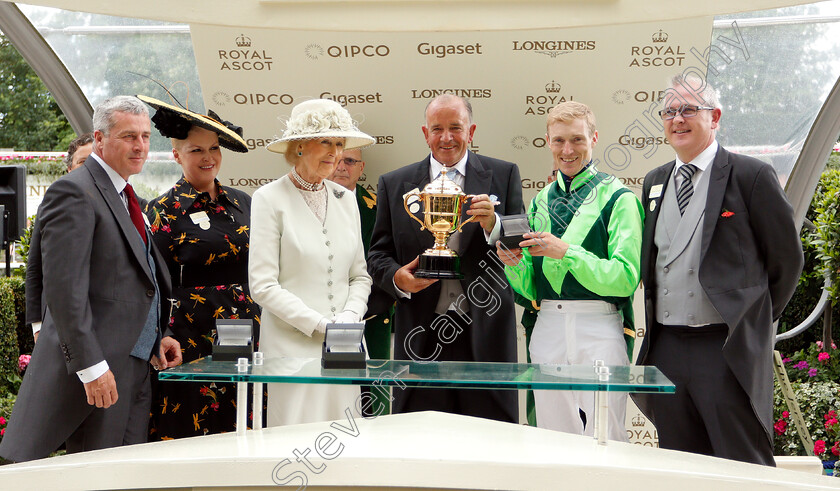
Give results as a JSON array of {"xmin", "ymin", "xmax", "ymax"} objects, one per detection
[
  {"xmin": 266, "ymin": 99, "xmax": 374, "ymax": 154},
  {"xmin": 137, "ymin": 95, "xmax": 249, "ymax": 153}
]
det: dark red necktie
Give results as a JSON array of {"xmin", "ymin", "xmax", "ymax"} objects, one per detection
[{"xmin": 124, "ymin": 183, "xmax": 147, "ymax": 245}]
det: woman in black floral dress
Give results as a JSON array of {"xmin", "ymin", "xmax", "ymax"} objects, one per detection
[{"xmin": 139, "ymin": 96, "xmax": 259, "ymax": 439}]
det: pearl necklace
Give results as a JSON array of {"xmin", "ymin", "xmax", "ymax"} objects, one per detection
[{"xmin": 290, "ymin": 167, "xmax": 324, "ymax": 192}]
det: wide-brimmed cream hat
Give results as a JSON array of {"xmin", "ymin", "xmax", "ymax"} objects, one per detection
[
  {"xmin": 266, "ymin": 99, "xmax": 374, "ymax": 153},
  {"xmin": 138, "ymin": 94, "xmax": 249, "ymax": 153}
]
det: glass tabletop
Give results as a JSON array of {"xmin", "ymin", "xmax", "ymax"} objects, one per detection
[{"xmin": 158, "ymin": 357, "xmax": 674, "ymax": 393}]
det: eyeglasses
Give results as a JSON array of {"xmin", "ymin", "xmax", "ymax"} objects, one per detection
[
  {"xmin": 658, "ymin": 104, "xmax": 715, "ymax": 120},
  {"xmin": 338, "ymin": 158, "xmax": 362, "ymax": 166}
]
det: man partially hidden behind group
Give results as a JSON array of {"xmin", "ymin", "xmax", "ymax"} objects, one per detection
[
  {"xmin": 329, "ymin": 147, "xmax": 395, "ymax": 415},
  {"xmin": 497, "ymin": 101, "xmax": 642, "ymax": 440},
  {"xmin": 368, "ymin": 94, "xmax": 523, "ymax": 422},
  {"xmin": 0, "ymin": 96, "xmax": 182, "ymax": 462},
  {"xmin": 632, "ymin": 74, "xmax": 803, "ymax": 465}
]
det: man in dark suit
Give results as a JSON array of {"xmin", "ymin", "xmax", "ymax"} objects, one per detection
[
  {"xmin": 632, "ymin": 75, "xmax": 803, "ymax": 465},
  {"xmin": 368, "ymin": 94, "xmax": 523, "ymax": 423},
  {"xmin": 27, "ymin": 133, "xmax": 93, "ymax": 344},
  {"xmin": 0, "ymin": 96, "xmax": 181, "ymax": 462}
]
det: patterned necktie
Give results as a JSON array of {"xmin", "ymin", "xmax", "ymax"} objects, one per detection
[
  {"xmin": 676, "ymin": 164, "xmax": 697, "ymax": 216},
  {"xmin": 124, "ymin": 183, "xmax": 148, "ymax": 245}
]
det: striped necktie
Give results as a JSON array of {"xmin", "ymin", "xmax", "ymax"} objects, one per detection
[{"xmin": 676, "ymin": 164, "xmax": 697, "ymax": 216}]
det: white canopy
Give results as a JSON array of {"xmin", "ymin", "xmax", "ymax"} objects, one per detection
[{"xmin": 9, "ymin": 0, "xmax": 814, "ymax": 30}]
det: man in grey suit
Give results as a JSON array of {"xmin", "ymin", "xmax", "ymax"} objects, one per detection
[
  {"xmin": 0, "ymin": 96, "xmax": 181, "ymax": 462},
  {"xmin": 368, "ymin": 94, "xmax": 523, "ymax": 422},
  {"xmin": 633, "ymin": 75, "xmax": 803, "ymax": 465}
]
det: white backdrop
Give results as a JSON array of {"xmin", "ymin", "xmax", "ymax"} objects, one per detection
[
  {"xmin": 187, "ymin": 18, "xmax": 726, "ymax": 446},
  {"xmin": 191, "ymin": 17, "xmax": 715, "ymax": 207}
]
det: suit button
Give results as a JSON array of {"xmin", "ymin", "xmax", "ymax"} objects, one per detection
[
  {"xmin": 663, "ymin": 289, "xmax": 668, "ymax": 295},
  {"xmin": 688, "ymin": 291, "xmax": 694, "ymax": 297},
  {"xmin": 664, "ymin": 311, "xmax": 670, "ymax": 318},
  {"xmin": 663, "ymin": 267, "xmax": 669, "ymax": 273},
  {"xmin": 146, "ymin": 289, "xmax": 154, "ymax": 297},
  {"xmin": 556, "ymin": 304, "xmax": 562, "ymax": 310}
]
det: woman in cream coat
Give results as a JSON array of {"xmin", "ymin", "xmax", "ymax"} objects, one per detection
[{"xmin": 250, "ymin": 99, "xmax": 374, "ymax": 426}]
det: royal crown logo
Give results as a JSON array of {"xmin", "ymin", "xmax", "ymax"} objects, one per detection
[
  {"xmin": 235, "ymin": 34, "xmax": 252, "ymax": 47},
  {"xmin": 545, "ymin": 80, "xmax": 562, "ymax": 93},
  {"xmin": 652, "ymin": 30, "xmax": 668, "ymax": 43},
  {"xmin": 632, "ymin": 414, "xmax": 646, "ymax": 427}
]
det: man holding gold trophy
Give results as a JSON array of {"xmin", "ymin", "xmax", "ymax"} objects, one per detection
[{"xmin": 368, "ymin": 94, "xmax": 523, "ymax": 423}]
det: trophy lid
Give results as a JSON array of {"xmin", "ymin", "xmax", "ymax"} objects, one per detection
[{"xmin": 424, "ymin": 167, "xmax": 463, "ymax": 195}]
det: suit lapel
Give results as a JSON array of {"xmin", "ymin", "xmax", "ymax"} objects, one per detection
[
  {"xmin": 402, "ymin": 158, "xmax": 433, "ymax": 246},
  {"xmin": 86, "ymin": 158, "xmax": 153, "ymax": 281},
  {"xmin": 460, "ymin": 153, "xmax": 491, "ymax": 254},
  {"xmin": 701, "ymin": 147, "xmax": 731, "ymax": 259},
  {"xmin": 641, "ymin": 162, "xmax": 673, "ymax": 285}
]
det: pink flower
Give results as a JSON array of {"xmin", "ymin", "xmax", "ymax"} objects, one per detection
[
  {"xmin": 833, "ymin": 443, "xmax": 840, "ymax": 457},
  {"xmin": 817, "ymin": 341, "xmax": 824, "ymax": 349},
  {"xmin": 815, "ymin": 440, "xmax": 827, "ymax": 454},
  {"xmin": 782, "ymin": 411, "xmax": 790, "ymax": 418},
  {"xmin": 808, "ymin": 368, "xmax": 819, "ymax": 377},
  {"xmin": 795, "ymin": 360, "xmax": 809, "ymax": 370},
  {"xmin": 782, "ymin": 357, "xmax": 791, "ymax": 364},
  {"xmin": 0, "ymin": 416, "xmax": 6, "ymax": 425},
  {"xmin": 819, "ymin": 352, "xmax": 831, "ymax": 362},
  {"xmin": 18, "ymin": 354, "xmax": 31, "ymax": 372},
  {"xmin": 1, "ymin": 428, "xmax": 4, "ymax": 436},
  {"xmin": 721, "ymin": 211, "xmax": 734, "ymax": 218},
  {"xmin": 774, "ymin": 419, "xmax": 787, "ymax": 435}
]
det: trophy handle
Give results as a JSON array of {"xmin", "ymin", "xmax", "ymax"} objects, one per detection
[
  {"xmin": 403, "ymin": 192, "xmax": 427, "ymax": 230},
  {"xmin": 457, "ymin": 194, "xmax": 479, "ymax": 232}
]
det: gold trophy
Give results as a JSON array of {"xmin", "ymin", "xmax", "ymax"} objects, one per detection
[{"xmin": 403, "ymin": 168, "xmax": 477, "ymax": 279}]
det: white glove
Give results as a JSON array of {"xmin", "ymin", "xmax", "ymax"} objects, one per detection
[
  {"xmin": 315, "ymin": 317, "xmax": 330, "ymax": 334},
  {"xmin": 332, "ymin": 310, "xmax": 361, "ymax": 324}
]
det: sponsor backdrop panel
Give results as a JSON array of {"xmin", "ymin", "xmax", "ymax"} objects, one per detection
[
  {"xmin": 189, "ymin": 18, "xmax": 713, "ymax": 445},
  {"xmin": 190, "ymin": 19, "xmax": 712, "ymax": 200}
]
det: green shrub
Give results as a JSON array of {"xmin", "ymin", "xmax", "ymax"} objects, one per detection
[
  {"xmin": 777, "ymin": 161, "xmax": 840, "ymax": 354},
  {"xmin": 0, "ymin": 281, "xmax": 20, "ymax": 395},
  {"xmin": 3, "ymin": 277, "xmax": 31, "ymax": 357},
  {"xmin": 0, "ymin": 156, "xmax": 65, "ymax": 178},
  {"xmin": 0, "ymin": 392, "xmax": 15, "ymax": 464}
]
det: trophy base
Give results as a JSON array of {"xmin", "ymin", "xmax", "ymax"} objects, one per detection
[{"xmin": 414, "ymin": 253, "xmax": 463, "ymax": 279}]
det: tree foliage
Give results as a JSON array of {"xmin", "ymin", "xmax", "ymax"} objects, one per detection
[{"xmin": 0, "ymin": 35, "xmax": 75, "ymax": 151}]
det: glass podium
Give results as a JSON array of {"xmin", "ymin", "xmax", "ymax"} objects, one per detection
[{"xmin": 158, "ymin": 356, "xmax": 674, "ymax": 444}]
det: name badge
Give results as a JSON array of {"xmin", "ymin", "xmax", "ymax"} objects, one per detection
[
  {"xmin": 649, "ymin": 184, "xmax": 663, "ymax": 199},
  {"xmin": 403, "ymin": 188, "xmax": 421, "ymax": 214},
  {"xmin": 190, "ymin": 211, "xmax": 211, "ymax": 230}
]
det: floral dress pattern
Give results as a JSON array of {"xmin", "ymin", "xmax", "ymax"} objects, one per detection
[{"xmin": 145, "ymin": 178, "xmax": 260, "ymax": 440}]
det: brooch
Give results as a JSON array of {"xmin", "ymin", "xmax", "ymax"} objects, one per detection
[{"xmin": 333, "ymin": 189, "xmax": 345, "ymax": 199}]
